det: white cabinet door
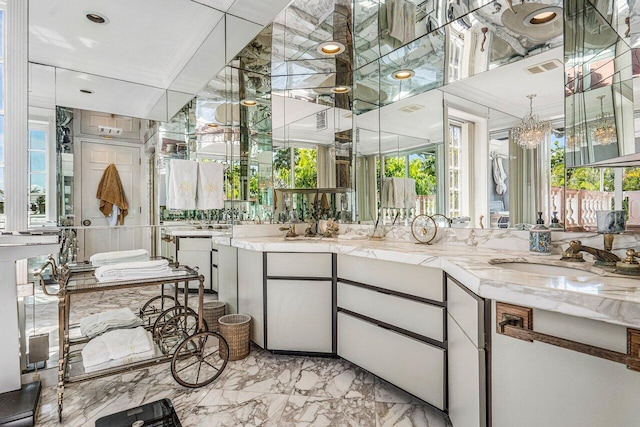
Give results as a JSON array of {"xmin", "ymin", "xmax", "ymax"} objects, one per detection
[
  {"xmin": 177, "ymin": 249, "xmax": 211, "ymax": 290},
  {"xmin": 237, "ymin": 249, "xmax": 264, "ymax": 347},
  {"xmin": 338, "ymin": 312, "xmax": 445, "ymax": 409},
  {"xmin": 492, "ymin": 302, "xmax": 640, "ymax": 427},
  {"xmin": 211, "ymin": 265, "xmax": 219, "ymax": 292},
  {"xmin": 218, "ymin": 245, "xmax": 238, "ymax": 314},
  {"xmin": 448, "ymin": 313, "xmax": 486, "ymax": 427},
  {"xmin": 447, "ymin": 277, "xmax": 487, "ymax": 427},
  {"xmin": 266, "ymin": 280, "xmax": 333, "ymax": 353}
]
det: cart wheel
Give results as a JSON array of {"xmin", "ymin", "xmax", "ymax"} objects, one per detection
[
  {"xmin": 157, "ymin": 311, "xmax": 207, "ymax": 355},
  {"xmin": 153, "ymin": 306, "xmax": 197, "ymax": 338},
  {"xmin": 139, "ymin": 295, "xmax": 178, "ymax": 320},
  {"xmin": 171, "ymin": 331, "xmax": 229, "ymax": 388}
]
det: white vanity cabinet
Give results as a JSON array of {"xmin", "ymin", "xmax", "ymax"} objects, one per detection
[
  {"xmin": 236, "ymin": 250, "xmax": 335, "ymax": 353},
  {"xmin": 491, "ymin": 303, "xmax": 640, "ymax": 427},
  {"xmin": 265, "ymin": 253, "xmax": 334, "ymax": 354},
  {"xmin": 176, "ymin": 237, "xmax": 213, "ymax": 292},
  {"xmin": 336, "ymin": 254, "xmax": 446, "ymax": 410},
  {"xmin": 447, "ymin": 276, "xmax": 489, "ymax": 427}
]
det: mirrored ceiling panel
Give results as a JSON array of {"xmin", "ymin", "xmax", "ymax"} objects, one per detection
[{"xmin": 54, "ymin": 68, "xmax": 169, "ymax": 121}]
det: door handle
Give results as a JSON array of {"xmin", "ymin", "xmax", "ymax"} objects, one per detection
[{"xmin": 82, "ymin": 219, "xmax": 91, "ymax": 226}]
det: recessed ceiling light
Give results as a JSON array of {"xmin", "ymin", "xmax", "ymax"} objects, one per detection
[
  {"xmin": 331, "ymin": 86, "xmax": 351, "ymax": 94},
  {"xmin": 530, "ymin": 11, "xmax": 556, "ymax": 24},
  {"xmin": 523, "ymin": 6, "xmax": 561, "ymax": 26},
  {"xmin": 79, "ymin": 89, "xmax": 93, "ymax": 94},
  {"xmin": 207, "ymin": 123, "xmax": 219, "ymax": 128},
  {"xmin": 317, "ymin": 41, "xmax": 345, "ymax": 56},
  {"xmin": 391, "ymin": 69, "xmax": 415, "ymax": 80},
  {"xmin": 85, "ymin": 12, "xmax": 108, "ymax": 24},
  {"xmin": 240, "ymin": 99, "xmax": 257, "ymax": 107}
]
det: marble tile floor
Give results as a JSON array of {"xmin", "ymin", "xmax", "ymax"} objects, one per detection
[{"xmin": 35, "ymin": 344, "xmax": 453, "ymax": 427}]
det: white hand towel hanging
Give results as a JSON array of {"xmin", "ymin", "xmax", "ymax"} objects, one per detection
[
  {"xmin": 167, "ymin": 159, "xmax": 197, "ymax": 210},
  {"xmin": 493, "ymin": 157, "xmax": 507, "ymax": 195},
  {"xmin": 403, "ymin": 178, "xmax": 417, "ymax": 208},
  {"xmin": 196, "ymin": 162, "xmax": 224, "ymax": 210}
]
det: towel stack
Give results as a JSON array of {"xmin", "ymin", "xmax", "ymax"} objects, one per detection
[
  {"xmin": 81, "ymin": 327, "xmax": 155, "ymax": 373},
  {"xmin": 79, "ymin": 307, "xmax": 143, "ymax": 338},
  {"xmin": 89, "ymin": 249, "xmax": 150, "ymax": 267},
  {"xmin": 94, "ymin": 259, "xmax": 186, "ymax": 282}
]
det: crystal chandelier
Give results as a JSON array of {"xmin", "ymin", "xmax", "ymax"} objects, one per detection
[
  {"xmin": 512, "ymin": 94, "xmax": 552, "ymax": 149},
  {"xmin": 565, "ymin": 121, "xmax": 585, "ymax": 150},
  {"xmin": 593, "ymin": 95, "xmax": 616, "ymax": 145}
]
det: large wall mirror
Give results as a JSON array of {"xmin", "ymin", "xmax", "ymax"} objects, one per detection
[
  {"xmin": 31, "ymin": 0, "xmax": 640, "ymax": 239},
  {"xmin": 351, "ymin": 0, "xmax": 564, "ymax": 229}
]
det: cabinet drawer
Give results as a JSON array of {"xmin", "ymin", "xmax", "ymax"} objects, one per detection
[
  {"xmin": 338, "ymin": 282, "xmax": 444, "ymax": 342},
  {"xmin": 267, "ymin": 253, "xmax": 332, "ymax": 278},
  {"xmin": 337, "ymin": 254, "xmax": 443, "ymax": 302},
  {"xmin": 447, "ymin": 278, "xmax": 485, "ymax": 348},
  {"xmin": 177, "ymin": 237, "xmax": 211, "ymax": 251},
  {"xmin": 338, "ymin": 312, "xmax": 445, "ymax": 409}
]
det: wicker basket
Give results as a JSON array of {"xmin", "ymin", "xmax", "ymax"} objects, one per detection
[
  {"xmin": 218, "ymin": 314, "xmax": 251, "ymax": 361},
  {"xmin": 202, "ymin": 301, "xmax": 226, "ymax": 332}
]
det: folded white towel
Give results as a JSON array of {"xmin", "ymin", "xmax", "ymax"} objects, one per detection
[
  {"xmin": 90, "ymin": 249, "xmax": 150, "ymax": 266},
  {"xmin": 167, "ymin": 159, "xmax": 198, "ymax": 210},
  {"xmin": 196, "ymin": 162, "xmax": 224, "ymax": 210},
  {"xmin": 84, "ymin": 345, "xmax": 156, "ymax": 374},
  {"xmin": 80, "ymin": 307, "xmax": 143, "ymax": 338},
  {"xmin": 82, "ymin": 327, "xmax": 153, "ymax": 369},
  {"xmin": 95, "ymin": 259, "xmax": 176, "ymax": 282}
]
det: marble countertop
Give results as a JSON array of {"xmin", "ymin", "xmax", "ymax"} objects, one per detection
[
  {"xmin": 165, "ymin": 229, "xmax": 230, "ymax": 237},
  {"xmin": 226, "ymin": 236, "xmax": 640, "ymax": 328}
]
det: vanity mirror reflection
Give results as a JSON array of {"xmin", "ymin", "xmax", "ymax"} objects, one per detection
[{"xmin": 349, "ymin": 0, "xmax": 567, "ymax": 230}]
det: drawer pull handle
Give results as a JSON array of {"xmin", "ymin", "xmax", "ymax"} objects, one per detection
[{"xmin": 497, "ymin": 302, "xmax": 640, "ymax": 372}]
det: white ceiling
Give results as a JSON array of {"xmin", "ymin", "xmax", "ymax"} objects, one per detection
[
  {"xmin": 28, "ymin": 0, "xmax": 292, "ymax": 120},
  {"xmin": 440, "ymin": 47, "xmax": 565, "ymax": 121}
]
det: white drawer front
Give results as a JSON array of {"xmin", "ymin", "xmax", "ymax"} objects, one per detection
[
  {"xmin": 178, "ymin": 237, "xmax": 212, "ymax": 251},
  {"xmin": 267, "ymin": 253, "xmax": 332, "ymax": 278},
  {"xmin": 338, "ymin": 282, "xmax": 444, "ymax": 342},
  {"xmin": 447, "ymin": 278, "xmax": 484, "ymax": 348},
  {"xmin": 337, "ymin": 254, "xmax": 443, "ymax": 302},
  {"xmin": 338, "ymin": 312, "xmax": 445, "ymax": 409}
]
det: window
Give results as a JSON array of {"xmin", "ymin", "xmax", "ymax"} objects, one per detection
[
  {"xmin": 448, "ymin": 123, "xmax": 462, "ymax": 218},
  {"xmin": 272, "ymin": 147, "xmax": 317, "ymax": 189},
  {"xmin": 28, "ymin": 125, "xmax": 48, "ymax": 225}
]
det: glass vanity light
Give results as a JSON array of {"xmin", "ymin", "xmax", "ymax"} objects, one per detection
[
  {"xmin": 512, "ymin": 94, "xmax": 551, "ymax": 149},
  {"xmin": 593, "ymin": 95, "xmax": 616, "ymax": 145}
]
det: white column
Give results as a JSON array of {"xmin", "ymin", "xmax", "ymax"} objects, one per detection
[
  {"xmin": 5, "ymin": 0, "xmax": 29, "ymax": 231},
  {"xmin": 0, "ymin": 242, "xmax": 60, "ymax": 393}
]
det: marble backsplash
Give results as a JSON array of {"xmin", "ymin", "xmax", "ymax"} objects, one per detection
[{"xmin": 232, "ymin": 224, "xmax": 640, "ymax": 258}]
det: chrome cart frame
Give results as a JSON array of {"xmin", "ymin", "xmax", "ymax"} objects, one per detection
[{"xmin": 36, "ymin": 258, "xmax": 228, "ymax": 422}]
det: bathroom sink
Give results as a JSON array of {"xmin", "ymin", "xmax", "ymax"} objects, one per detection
[{"xmin": 489, "ymin": 260, "xmax": 602, "ymax": 278}]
